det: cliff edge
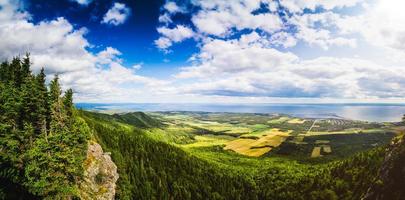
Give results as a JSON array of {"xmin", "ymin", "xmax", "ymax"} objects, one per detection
[{"xmin": 79, "ymin": 142, "xmax": 119, "ymax": 200}]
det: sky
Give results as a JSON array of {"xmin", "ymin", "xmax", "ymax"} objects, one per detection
[{"xmin": 1, "ymin": 0, "xmax": 405, "ymax": 103}]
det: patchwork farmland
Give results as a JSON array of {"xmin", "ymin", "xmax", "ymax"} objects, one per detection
[{"xmin": 150, "ymin": 112, "xmax": 397, "ymax": 160}]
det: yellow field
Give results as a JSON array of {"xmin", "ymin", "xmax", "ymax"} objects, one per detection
[
  {"xmin": 182, "ymin": 135, "xmax": 231, "ymax": 148},
  {"xmin": 323, "ymin": 145, "xmax": 332, "ymax": 153},
  {"xmin": 287, "ymin": 118, "xmax": 306, "ymax": 124},
  {"xmin": 224, "ymin": 138, "xmax": 272, "ymax": 157},
  {"xmin": 311, "ymin": 147, "xmax": 321, "ymax": 158},
  {"xmin": 240, "ymin": 128, "xmax": 291, "ymax": 138},
  {"xmin": 224, "ymin": 129, "xmax": 291, "ymax": 157}
]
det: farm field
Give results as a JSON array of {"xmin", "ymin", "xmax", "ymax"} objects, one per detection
[{"xmin": 149, "ymin": 112, "xmax": 398, "ymax": 161}]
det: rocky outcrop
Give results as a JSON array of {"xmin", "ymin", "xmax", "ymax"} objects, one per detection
[
  {"xmin": 79, "ymin": 142, "xmax": 119, "ymax": 200},
  {"xmin": 363, "ymin": 135, "xmax": 405, "ymax": 200}
]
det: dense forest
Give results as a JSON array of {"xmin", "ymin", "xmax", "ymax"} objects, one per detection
[
  {"xmin": 0, "ymin": 55, "xmax": 404, "ymax": 199},
  {"xmin": 0, "ymin": 55, "xmax": 90, "ymax": 199}
]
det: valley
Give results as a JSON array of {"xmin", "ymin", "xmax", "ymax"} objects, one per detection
[{"xmin": 78, "ymin": 110, "xmax": 404, "ymax": 199}]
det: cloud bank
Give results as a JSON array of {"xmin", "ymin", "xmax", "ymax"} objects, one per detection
[{"xmin": 154, "ymin": 0, "xmax": 405, "ymax": 101}]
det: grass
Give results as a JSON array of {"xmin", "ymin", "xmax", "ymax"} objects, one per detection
[
  {"xmin": 268, "ymin": 116, "xmax": 290, "ymax": 124},
  {"xmin": 240, "ymin": 128, "xmax": 291, "ymax": 138},
  {"xmin": 181, "ymin": 135, "xmax": 232, "ymax": 148}
]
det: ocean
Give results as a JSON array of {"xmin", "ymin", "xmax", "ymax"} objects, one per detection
[{"xmin": 75, "ymin": 103, "xmax": 405, "ymax": 122}]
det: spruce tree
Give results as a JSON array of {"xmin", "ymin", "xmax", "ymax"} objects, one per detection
[
  {"xmin": 63, "ymin": 89, "xmax": 74, "ymax": 118},
  {"xmin": 49, "ymin": 74, "xmax": 65, "ymax": 132},
  {"xmin": 35, "ymin": 68, "xmax": 50, "ymax": 135}
]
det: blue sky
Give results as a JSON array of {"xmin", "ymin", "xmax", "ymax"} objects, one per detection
[
  {"xmin": 25, "ymin": 0, "xmax": 197, "ymax": 78},
  {"xmin": 1, "ymin": 0, "xmax": 405, "ymax": 103}
]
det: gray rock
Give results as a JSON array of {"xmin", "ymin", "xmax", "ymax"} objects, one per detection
[{"xmin": 79, "ymin": 142, "xmax": 119, "ymax": 200}]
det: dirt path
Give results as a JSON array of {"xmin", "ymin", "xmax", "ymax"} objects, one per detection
[{"xmin": 307, "ymin": 120, "xmax": 317, "ymax": 134}]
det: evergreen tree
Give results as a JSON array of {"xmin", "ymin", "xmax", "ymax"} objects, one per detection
[
  {"xmin": 63, "ymin": 89, "xmax": 74, "ymax": 118},
  {"xmin": 21, "ymin": 53, "xmax": 31, "ymax": 78},
  {"xmin": 49, "ymin": 74, "xmax": 64, "ymax": 132},
  {"xmin": 33, "ymin": 68, "xmax": 49, "ymax": 135},
  {"xmin": 11, "ymin": 57, "xmax": 22, "ymax": 87},
  {"xmin": 49, "ymin": 74, "xmax": 61, "ymax": 105},
  {"xmin": 0, "ymin": 55, "xmax": 90, "ymax": 199}
]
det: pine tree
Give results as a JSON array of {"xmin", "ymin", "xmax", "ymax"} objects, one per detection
[
  {"xmin": 63, "ymin": 89, "xmax": 74, "ymax": 118},
  {"xmin": 21, "ymin": 53, "xmax": 31, "ymax": 78},
  {"xmin": 49, "ymin": 74, "xmax": 61, "ymax": 105},
  {"xmin": 49, "ymin": 74, "xmax": 65, "ymax": 132},
  {"xmin": 35, "ymin": 68, "xmax": 50, "ymax": 136},
  {"xmin": 11, "ymin": 57, "xmax": 22, "ymax": 87},
  {"xmin": 0, "ymin": 61, "xmax": 9, "ymax": 83}
]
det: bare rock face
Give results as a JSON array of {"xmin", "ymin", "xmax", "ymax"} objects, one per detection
[{"xmin": 79, "ymin": 142, "xmax": 119, "ymax": 200}]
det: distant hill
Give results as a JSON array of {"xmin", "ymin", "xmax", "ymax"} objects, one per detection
[
  {"xmin": 79, "ymin": 111, "xmax": 162, "ymax": 128},
  {"xmin": 112, "ymin": 112, "xmax": 162, "ymax": 128}
]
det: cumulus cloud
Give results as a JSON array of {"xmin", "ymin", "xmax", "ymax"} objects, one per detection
[
  {"xmin": 156, "ymin": 0, "xmax": 360, "ymax": 51},
  {"xmin": 163, "ymin": 2, "xmax": 185, "ymax": 14},
  {"xmin": 150, "ymin": 0, "xmax": 405, "ymax": 100},
  {"xmin": 158, "ymin": 13, "xmax": 172, "ymax": 24},
  {"xmin": 155, "ymin": 25, "xmax": 194, "ymax": 49},
  {"xmin": 336, "ymin": 0, "xmax": 405, "ymax": 52},
  {"xmin": 175, "ymin": 32, "xmax": 405, "ymax": 99},
  {"xmin": 102, "ymin": 2, "xmax": 131, "ymax": 26},
  {"xmin": 191, "ymin": 0, "xmax": 282, "ymax": 36}
]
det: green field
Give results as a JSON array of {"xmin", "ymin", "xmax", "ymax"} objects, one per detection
[{"xmin": 149, "ymin": 112, "xmax": 397, "ymax": 161}]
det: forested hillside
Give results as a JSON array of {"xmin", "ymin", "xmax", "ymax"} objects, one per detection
[{"xmin": 0, "ymin": 55, "xmax": 90, "ymax": 199}]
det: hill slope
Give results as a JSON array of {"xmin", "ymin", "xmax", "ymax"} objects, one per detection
[
  {"xmin": 112, "ymin": 112, "xmax": 162, "ymax": 128},
  {"xmin": 80, "ymin": 111, "xmax": 400, "ymax": 200}
]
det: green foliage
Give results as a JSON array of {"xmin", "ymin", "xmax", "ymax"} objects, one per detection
[
  {"xmin": 112, "ymin": 112, "xmax": 163, "ymax": 128},
  {"xmin": 80, "ymin": 111, "xmax": 258, "ymax": 200},
  {"xmin": 0, "ymin": 55, "xmax": 90, "ymax": 199},
  {"xmin": 81, "ymin": 111, "xmax": 389, "ymax": 200}
]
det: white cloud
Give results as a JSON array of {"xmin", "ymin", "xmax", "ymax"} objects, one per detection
[
  {"xmin": 156, "ymin": 0, "xmax": 360, "ymax": 50},
  {"xmin": 191, "ymin": 0, "xmax": 283, "ymax": 36},
  {"xmin": 102, "ymin": 3, "xmax": 131, "ymax": 26},
  {"xmin": 155, "ymin": 25, "xmax": 194, "ymax": 49},
  {"xmin": 158, "ymin": 13, "xmax": 172, "ymax": 24},
  {"xmin": 163, "ymin": 2, "xmax": 185, "ymax": 14},
  {"xmin": 269, "ymin": 32, "xmax": 297, "ymax": 48},
  {"xmin": 71, "ymin": 0, "xmax": 92, "ymax": 5},
  {"xmin": 96, "ymin": 47, "xmax": 122, "ymax": 64},
  {"xmin": 154, "ymin": 37, "xmax": 172, "ymax": 49},
  {"xmin": 157, "ymin": 25, "xmax": 193, "ymax": 42},
  {"xmin": 175, "ymin": 32, "xmax": 405, "ymax": 99},
  {"xmin": 337, "ymin": 0, "xmax": 405, "ymax": 52},
  {"xmin": 279, "ymin": 0, "xmax": 365, "ymax": 13},
  {"xmin": 176, "ymin": 35, "xmax": 299, "ymax": 78}
]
